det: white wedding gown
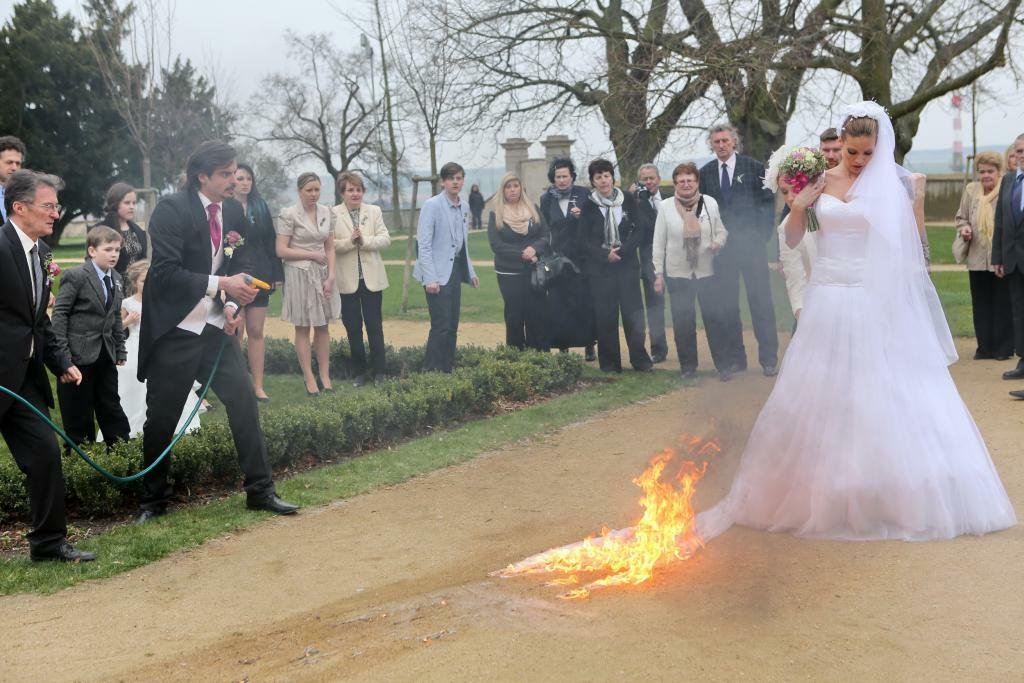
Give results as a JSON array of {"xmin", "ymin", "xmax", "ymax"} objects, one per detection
[
  {"xmin": 98, "ymin": 296, "xmax": 203, "ymax": 441},
  {"xmin": 697, "ymin": 193, "xmax": 1017, "ymax": 541}
]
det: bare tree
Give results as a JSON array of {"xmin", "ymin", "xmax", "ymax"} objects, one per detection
[
  {"xmin": 84, "ymin": 0, "xmax": 176, "ymax": 189},
  {"xmin": 388, "ymin": 0, "xmax": 463, "ymax": 192},
  {"xmin": 808, "ymin": 0, "xmax": 1022, "ymax": 162},
  {"xmin": 440, "ymin": 0, "xmax": 1022, "ymax": 170},
  {"xmin": 441, "ymin": 0, "xmax": 716, "ymax": 182},
  {"xmin": 248, "ymin": 32, "xmax": 379, "ymax": 181}
]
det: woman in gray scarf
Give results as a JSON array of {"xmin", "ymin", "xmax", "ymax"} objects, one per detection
[{"xmin": 578, "ymin": 158, "xmax": 653, "ymax": 373}]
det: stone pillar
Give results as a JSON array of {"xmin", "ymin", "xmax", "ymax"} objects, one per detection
[
  {"xmin": 500, "ymin": 138, "xmax": 532, "ymax": 177},
  {"xmin": 541, "ymin": 134, "xmax": 574, "ymax": 163}
]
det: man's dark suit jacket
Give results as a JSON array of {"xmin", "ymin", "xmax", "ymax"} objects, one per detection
[
  {"xmin": 0, "ymin": 221, "xmax": 71, "ymax": 412},
  {"xmin": 991, "ymin": 172, "xmax": 1024, "ymax": 274},
  {"xmin": 138, "ymin": 189, "xmax": 252, "ymax": 381},
  {"xmin": 698, "ymin": 154, "xmax": 775, "ymax": 240},
  {"xmin": 51, "ymin": 262, "xmax": 127, "ymax": 366}
]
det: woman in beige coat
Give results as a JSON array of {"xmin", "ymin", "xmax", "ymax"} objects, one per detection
[
  {"xmin": 953, "ymin": 151, "xmax": 1013, "ymax": 360},
  {"xmin": 333, "ymin": 171, "xmax": 391, "ymax": 386}
]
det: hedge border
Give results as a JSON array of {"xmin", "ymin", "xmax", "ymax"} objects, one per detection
[{"xmin": 0, "ymin": 347, "xmax": 583, "ymax": 521}]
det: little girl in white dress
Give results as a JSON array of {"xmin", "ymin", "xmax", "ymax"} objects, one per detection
[{"xmin": 99, "ymin": 259, "xmax": 204, "ymax": 440}]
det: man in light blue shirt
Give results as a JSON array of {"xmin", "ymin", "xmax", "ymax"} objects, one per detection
[
  {"xmin": 413, "ymin": 161, "xmax": 479, "ymax": 372},
  {"xmin": 0, "ymin": 136, "xmax": 27, "ymax": 222}
]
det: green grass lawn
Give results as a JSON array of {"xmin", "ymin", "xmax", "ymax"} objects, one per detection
[{"xmin": 927, "ymin": 224, "xmax": 957, "ymax": 266}]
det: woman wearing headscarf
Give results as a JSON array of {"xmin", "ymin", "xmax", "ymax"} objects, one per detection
[
  {"xmin": 953, "ymin": 151, "xmax": 1013, "ymax": 360},
  {"xmin": 538, "ymin": 157, "xmax": 596, "ymax": 359},
  {"xmin": 578, "ymin": 158, "xmax": 653, "ymax": 372},
  {"xmin": 487, "ymin": 172, "xmax": 550, "ymax": 351}
]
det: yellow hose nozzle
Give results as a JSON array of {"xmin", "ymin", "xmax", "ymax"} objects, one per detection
[{"xmin": 245, "ymin": 275, "xmax": 272, "ymax": 290}]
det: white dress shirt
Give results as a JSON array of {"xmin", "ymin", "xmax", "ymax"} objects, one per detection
[
  {"xmin": 11, "ymin": 220, "xmax": 39, "ymax": 355},
  {"xmin": 177, "ymin": 193, "xmax": 228, "ymax": 334}
]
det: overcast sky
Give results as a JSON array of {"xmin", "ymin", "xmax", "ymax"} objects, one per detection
[{"xmin": 7, "ymin": 0, "xmax": 1023, "ymax": 172}]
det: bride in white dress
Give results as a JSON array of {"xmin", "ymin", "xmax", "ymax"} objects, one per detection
[{"xmin": 697, "ymin": 101, "xmax": 1016, "ymax": 541}]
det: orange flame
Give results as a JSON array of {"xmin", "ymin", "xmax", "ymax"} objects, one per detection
[{"xmin": 495, "ymin": 434, "xmax": 719, "ymax": 599}]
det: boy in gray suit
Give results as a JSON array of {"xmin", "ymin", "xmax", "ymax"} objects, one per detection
[{"xmin": 52, "ymin": 225, "xmax": 131, "ymax": 446}]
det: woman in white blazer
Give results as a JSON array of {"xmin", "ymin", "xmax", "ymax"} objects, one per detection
[
  {"xmin": 652, "ymin": 162, "xmax": 732, "ymax": 381},
  {"xmin": 333, "ymin": 171, "xmax": 391, "ymax": 386}
]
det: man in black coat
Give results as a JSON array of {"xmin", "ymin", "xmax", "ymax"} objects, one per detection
[
  {"xmin": 0, "ymin": 170, "xmax": 93, "ymax": 562},
  {"xmin": 634, "ymin": 163, "xmax": 668, "ymax": 363},
  {"xmin": 699, "ymin": 123, "xmax": 779, "ymax": 376},
  {"xmin": 135, "ymin": 141, "xmax": 298, "ymax": 523},
  {"xmin": 993, "ymin": 133, "xmax": 1024, "ymax": 393}
]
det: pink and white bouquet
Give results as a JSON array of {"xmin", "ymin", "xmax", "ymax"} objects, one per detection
[{"xmin": 764, "ymin": 146, "xmax": 827, "ymax": 232}]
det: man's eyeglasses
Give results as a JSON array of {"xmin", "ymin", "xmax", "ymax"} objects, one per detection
[{"xmin": 22, "ymin": 202, "xmax": 62, "ymax": 213}]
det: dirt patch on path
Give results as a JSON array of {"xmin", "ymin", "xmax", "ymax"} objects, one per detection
[{"xmin": 2, "ymin": 337, "xmax": 1021, "ymax": 681}]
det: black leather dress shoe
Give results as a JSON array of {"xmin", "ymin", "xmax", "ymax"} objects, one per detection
[
  {"xmin": 651, "ymin": 352, "xmax": 668, "ymax": 364},
  {"xmin": 353, "ymin": 373, "xmax": 368, "ymax": 388},
  {"xmin": 1002, "ymin": 363, "xmax": 1024, "ymax": 380},
  {"xmin": 680, "ymin": 369, "xmax": 697, "ymax": 380},
  {"xmin": 1010, "ymin": 389, "xmax": 1024, "ymax": 399},
  {"xmin": 31, "ymin": 542, "xmax": 97, "ymax": 563},
  {"xmin": 585, "ymin": 345, "xmax": 597, "ymax": 362},
  {"xmin": 247, "ymin": 494, "xmax": 299, "ymax": 515},
  {"xmin": 135, "ymin": 508, "xmax": 165, "ymax": 525},
  {"xmin": 763, "ymin": 365, "xmax": 778, "ymax": 377},
  {"xmin": 718, "ymin": 369, "xmax": 733, "ymax": 382}
]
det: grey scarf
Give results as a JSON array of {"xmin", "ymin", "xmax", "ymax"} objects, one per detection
[{"xmin": 590, "ymin": 187, "xmax": 624, "ymax": 248}]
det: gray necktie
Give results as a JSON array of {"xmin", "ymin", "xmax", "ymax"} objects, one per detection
[{"xmin": 29, "ymin": 245, "xmax": 43, "ymax": 306}]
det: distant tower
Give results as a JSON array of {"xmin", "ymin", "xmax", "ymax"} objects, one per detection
[{"xmin": 951, "ymin": 93, "xmax": 964, "ymax": 173}]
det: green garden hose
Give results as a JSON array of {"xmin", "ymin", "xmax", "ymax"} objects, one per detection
[{"xmin": 0, "ymin": 336, "xmax": 227, "ymax": 484}]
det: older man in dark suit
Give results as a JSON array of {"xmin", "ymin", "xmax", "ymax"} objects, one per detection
[
  {"xmin": 993, "ymin": 133, "xmax": 1024, "ymax": 397},
  {"xmin": 135, "ymin": 141, "xmax": 298, "ymax": 523},
  {"xmin": 699, "ymin": 123, "xmax": 779, "ymax": 376},
  {"xmin": 634, "ymin": 163, "xmax": 668, "ymax": 363},
  {"xmin": 0, "ymin": 170, "xmax": 92, "ymax": 562}
]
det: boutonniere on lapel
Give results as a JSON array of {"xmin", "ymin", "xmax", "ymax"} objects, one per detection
[
  {"xmin": 735, "ymin": 173, "xmax": 744, "ymax": 185},
  {"xmin": 42, "ymin": 252, "xmax": 61, "ymax": 288},
  {"xmin": 223, "ymin": 231, "xmax": 245, "ymax": 258}
]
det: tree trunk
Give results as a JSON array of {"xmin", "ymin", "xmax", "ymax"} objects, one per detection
[
  {"xmin": 429, "ymin": 133, "xmax": 439, "ymax": 195},
  {"xmin": 375, "ymin": 0, "xmax": 404, "ymax": 295},
  {"xmin": 142, "ymin": 153, "xmax": 152, "ymax": 191}
]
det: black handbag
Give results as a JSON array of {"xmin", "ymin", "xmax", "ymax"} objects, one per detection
[{"xmin": 531, "ymin": 253, "xmax": 580, "ymax": 292}]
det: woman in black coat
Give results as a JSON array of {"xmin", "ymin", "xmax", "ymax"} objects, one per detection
[
  {"xmin": 578, "ymin": 158, "xmax": 652, "ymax": 373},
  {"xmin": 538, "ymin": 157, "xmax": 596, "ymax": 359},
  {"xmin": 96, "ymin": 182, "xmax": 148, "ymax": 277},
  {"xmin": 487, "ymin": 172, "xmax": 550, "ymax": 351},
  {"xmin": 233, "ymin": 163, "xmax": 285, "ymax": 402}
]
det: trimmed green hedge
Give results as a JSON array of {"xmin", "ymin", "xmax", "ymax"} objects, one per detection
[
  {"xmin": 255, "ymin": 337, "xmax": 426, "ymax": 378},
  {"xmin": 0, "ymin": 347, "xmax": 582, "ymax": 522}
]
